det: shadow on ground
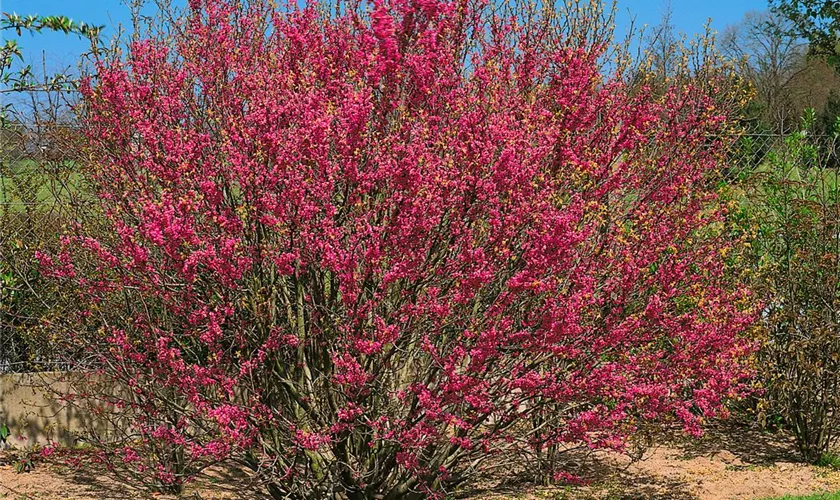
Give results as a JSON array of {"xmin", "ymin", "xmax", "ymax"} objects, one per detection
[
  {"xmin": 669, "ymin": 420, "xmax": 800, "ymax": 465},
  {"xmin": 2, "ymin": 423, "xmax": 829, "ymax": 500},
  {"xmin": 58, "ymin": 463, "xmax": 269, "ymax": 500},
  {"xmin": 457, "ymin": 421, "xmax": 815, "ymax": 500}
]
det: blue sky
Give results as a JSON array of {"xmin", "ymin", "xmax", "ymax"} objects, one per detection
[
  {"xmin": 3, "ymin": 0, "xmax": 769, "ymax": 75},
  {"xmin": 615, "ymin": 0, "xmax": 768, "ymax": 36}
]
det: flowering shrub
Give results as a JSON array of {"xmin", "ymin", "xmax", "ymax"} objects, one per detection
[{"xmin": 45, "ymin": 0, "xmax": 754, "ymax": 497}]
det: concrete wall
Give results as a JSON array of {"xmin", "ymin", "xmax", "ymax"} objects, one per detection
[{"xmin": 0, "ymin": 371, "xmax": 112, "ymax": 449}]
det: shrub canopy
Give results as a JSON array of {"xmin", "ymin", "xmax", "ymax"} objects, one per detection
[{"xmin": 44, "ymin": 0, "xmax": 755, "ymax": 497}]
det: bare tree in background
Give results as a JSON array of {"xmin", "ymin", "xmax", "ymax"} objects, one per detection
[
  {"xmin": 643, "ymin": 1, "xmax": 680, "ymax": 86},
  {"xmin": 721, "ymin": 11, "xmax": 807, "ymax": 132}
]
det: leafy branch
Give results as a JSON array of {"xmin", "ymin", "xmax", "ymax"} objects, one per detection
[{"xmin": 1, "ymin": 13, "xmax": 103, "ymax": 124}]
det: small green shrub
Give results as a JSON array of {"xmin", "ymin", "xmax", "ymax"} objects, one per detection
[
  {"xmin": 746, "ymin": 111, "xmax": 840, "ymax": 463},
  {"xmin": 0, "ymin": 422, "xmax": 9, "ymax": 445},
  {"xmin": 816, "ymin": 453, "xmax": 840, "ymax": 470}
]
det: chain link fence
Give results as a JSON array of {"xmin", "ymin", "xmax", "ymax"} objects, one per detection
[
  {"xmin": 1, "ymin": 113, "xmax": 83, "ymax": 373},
  {"xmin": 729, "ymin": 131, "xmax": 840, "ymax": 176}
]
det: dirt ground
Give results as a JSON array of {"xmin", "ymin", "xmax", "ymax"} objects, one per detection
[
  {"xmin": 2, "ymin": 424, "xmax": 839, "ymax": 499},
  {"xmin": 469, "ymin": 423, "xmax": 840, "ymax": 499},
  {"xmin": 0, "ymin": 461, "xmax": 264, "ymax": 499}
]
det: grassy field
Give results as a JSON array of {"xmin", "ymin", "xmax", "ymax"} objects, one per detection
[
  {"xmin": 0, "ymin": 159, "xmax": 81, "ymax": 210},
  {"xmin": 767, "ymin": 493, "xmax": 840, "ymax": 500}
]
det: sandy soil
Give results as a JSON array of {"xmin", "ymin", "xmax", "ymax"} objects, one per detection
[
  {"xmin": 470, "ymin": 423, "xmax": 840, "ymax": 499},
  {"xmin": 2, "ymin": 424, "xmax": 839, "ymax": 499},
  {"xmin": 0, "ymin": 461, "xmax": 266, "ymax": 499}
]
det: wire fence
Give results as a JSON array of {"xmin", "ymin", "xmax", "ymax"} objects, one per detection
[
  {"xmin": 726, "ymin": 131, "xmax": 840, "ymax": 170},
  {"xmin": 0, "ymin": 360, "xmax": 82, "ymax": 374},
  {"xmin": 1, "ymin": 119, "xmax": 82, "ymax": 374}
]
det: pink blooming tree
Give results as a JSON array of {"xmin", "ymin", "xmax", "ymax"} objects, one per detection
[{"xmin": 44, "ymin": 0, "xmax": 754, "ymax": 497}]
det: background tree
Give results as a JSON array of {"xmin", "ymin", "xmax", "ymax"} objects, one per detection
[
  {"xmin": 643, "ymin": 2, "xmax": 681, "ymax": 87},
  {"xmin": 770, "ymin": 0, "xmax": 840, "ymax": 66},
  {"xmin": 721, "ymin": 10, "xmax": 806, "ymax": 133},
  {"xmin": 0, "ymin": 13, "xmax": 101, "ymax": 123}
]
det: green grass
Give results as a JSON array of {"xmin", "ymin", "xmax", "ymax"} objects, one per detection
[
  {"xmin": 0, "ymin": 159, "xmax": 82, "ymax": 210},
  {"xmin": 764, "ymin": 493, "xmax": 840, "ymax": 500}
]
